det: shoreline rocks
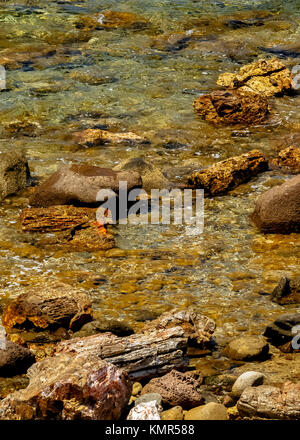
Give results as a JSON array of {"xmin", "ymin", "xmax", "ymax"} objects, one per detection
[
  {"xmin": 251, "ymin": 175, "xmax": 300, "ymax": 234},
  {"xmin": 231, "ymin": 372, "xmax": 266, "ymax": 398},
  {"xmin": 0, "ymin": 340, "xmax": 35, "ymax": 377},
  {"xmin": 270, "ymin": 146, "xmax": 300, "ymax": 173},
  {"xmin": 188, "ymin": 150, "xmax": 268, "ymax": 196},
  {"xmin": 223, "ymin": 336, "xmax": 269, "ymax": 361},
  {"xmin": 73, "ymin": 128, "xmax": 149, "ymax": 147}
]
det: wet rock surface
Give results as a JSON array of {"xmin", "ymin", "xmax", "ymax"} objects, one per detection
[
  {"xmin": 0, "ymin": 152, "xmax": 30, "ymax": 201},
  {"xmin": 237, "ymin": 381, "xmax": 300, "ymax": 419},
  {"xmin": 264, "ymin": 313, "xmax": 300, "ymax": 348},
  {"xmin": 0, "ymin": 353, "xmax": 132, "ymax": 420},
  {"xmin": 270, "ymin": 146, "xmax": 300, "ymax": 173},
  {"xmin": 217, "ymin": 58, "xmax": 294, "ymax": 97},
  {"xmin": 141, "ymin": 370, "xmax": 204, "ymax": 409},
  {"xmin": 251, "ymin": 175, "xmax": 300, "ymax": 233},
  {"xmin": 193, "ymin": 89, "xmax": 270, "ymax": 125},
  {"xmin": 29, "ymin": 164, "xmax": 142, "ymax": 207},
  {"xmin": 0, "ymin": 340, "xmax": 35, "ymax": 377},
  {"xmin": 270, "ymin": 277, "xmax": 300, "ymax": 305},
  {"xmin": 188, "ymin": 150, "xmax": 268, "ymax": 196},
  {"xmin": 223, "ymin": 336, "xmax": 269, "ymax": 361},
  {"xmin": 73, "ymin": 129, "xmax": 149, "ymax": 147},
  {"xmin": 2, "ymin": 280, "xmax": 93, "ymax": 333}
]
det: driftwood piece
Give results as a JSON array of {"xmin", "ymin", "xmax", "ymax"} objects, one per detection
[{"xmin": 56, "ymin": 326, "xmax": 189, "ymax": 380}]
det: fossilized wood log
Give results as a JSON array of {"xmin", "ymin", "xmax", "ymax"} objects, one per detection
[
  {"xmin": 20, "ymin": 206, "xmax": 97, "ymax": 232},
  {"xmin": 56, "ymin": 326, "xmax": 189, "ymax": 380}
]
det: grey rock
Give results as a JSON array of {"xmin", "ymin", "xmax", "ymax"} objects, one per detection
[
  {"xmin": 135, "ymin": 393, "xmax": 162, "ymax": 407},
  {"xmin": 264, "ymin": 313, "xmax": 300, "ymax": 347},
  {"xmin": 232, "ymin": 371, "xmax": 266, "ymax": 398}
]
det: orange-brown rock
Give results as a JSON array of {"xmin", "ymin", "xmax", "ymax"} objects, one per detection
[
  {"xmin": 217, "ymin": 58, "xmax": 294, "ymax": 97},
  {"xmin": 2, "ymin": 280, "xmax": 93, "ymax": 332},
  {"xmin": 193, "ymin": 89, "xmax": 270, "ymax": 125},
  {"xmin": 188, "ymin": 150, "xmax": 268, "ymax": 196},
  {"xmin": 20, "ymin": 206, "xmax": 96, "ymax": 232},
  {"xmin": 73, "ymin": 128, "xmax": 149, "ymax": 147},
  {"xmin": 0, "ymin": 353, "xmax": 131, "ymax": 420},
  {"xmin": 270, "ymin": 146, "xmax": 300, "ymax": 173}
]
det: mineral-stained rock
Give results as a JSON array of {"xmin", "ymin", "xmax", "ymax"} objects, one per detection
[
  {"xmin": 271, "ymin": 277, "xmax": 300, "ymax": 305},
  {"xmin": 2, "ymin": 280, "xmax": 93, "ymax": 333},
  {"xmin": 193, "ymin": 89, "xmax": 270, "ymax": 125},
  {"xmin": 113, "ymin": 157, "xmax": 171, "ymax": 191},
  {"xmin": 237, "ymin": 381, "xmax": 300, "ymax": 419},
  {"xmin": 263, "ymin": 313, "xmax": 300, "ymax": 348},
  {"xmin": 29, "ymin": 163, "xmax": 142, "ymax": 207},
  {"xmin": 0, "ymin": 339, "xmax": 35, "ymax": 377},
  {"xmin": 223, "ymin": 336, "xmax": 269, "ymax": 361},
  {"xmin": 141, "ymin": 309, "xmax": 216, "ymax": 347},
  {"xmin": 270, "ymin": 146, "xmax": 300, "ymax": 173},
  {"xmin": 0, "ymin": 353, "xmax": 131, "ymax": 420},
  {"xmin": 127, "ymin": 401, "xmax": 161, "ymax": 420},
  {"xmin": 141, "ymin": 370, "xmax": 204, "ymax": 409},
  {"xmin": 217, "ymin": 58, "xmax": 294, "ymax": 97},
  {"xmin": 75, "ymin": 10, "xmax": 149, "ymax": 31},
  {"xmin": 231, "ymin": 372, "xmax": 266, "ymax": 398},
  {"xmin": 0, "ymin": 151, "xmax": 30, "ymax": 201},
  {"xmin": 73, "ymin": 128, "xmax": 149, "ymax": 147},
  {"xmin": 188, "ymin": 150, "xmax": 268, "ymax": 196},
  {"xmin": 55, "ymin": 326, "xmax": 189, "ymax": 381},
  {"xmin": 184, "ymin": 402, "xmax": 229, "ymax": 420},
  {"xmin": 20, "ymin": 206, "xmax": 96, "ymax": 232},
  {"xmin": 251, "ymin": 175, "xmax": 300, "ymax": 233}
]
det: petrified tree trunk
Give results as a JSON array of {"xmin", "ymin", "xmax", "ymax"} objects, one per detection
[{"xmin": 56, "ymin": 326, "xmax": 189, "ymax": 380}]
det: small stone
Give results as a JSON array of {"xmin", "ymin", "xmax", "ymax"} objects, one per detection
[
  {"xmin": 132, "ymin": 382, "xmax": 143, "ymax": 396},
  {"xmin": 184, "ymin": 402, "xmax": 229, "ymax": 420},
  {"xmin": 271, "ymin": 146, "xmax": 300, "ymax": 173},
  {"xmin": 135, "ymin": 393, "xmax": 162, "ymax": 407},
  {"xmin": 161, "ymin": 406, "xmax": 184, "ymax": 420},
  {"xmin": 271, "ymin": 277, "xmax": 300, "ymax": 305},
  {"xmin": 0, "ymin": 340, "xmax": 35, "ymax": 377},
  {"xmin": 264, "ymin": 313, "xmax": 300, "ymax": 347},
  {"xmin": 127, "ymin": 401, "xmax": 161, "ymax": 420},
  {"xmin": 223, "ymin": 395, "xmax": 235, "ymax": 408},
  {"xmin": 73, "ymin": 128, "xmax": 149, "ymax": 147},
  {"xmin": 223, "ymin": 335, "xmax": 269, "ymax": 361},
  {"xmin": 231, "ymin": 372, "xmax": 266, "ymax": 398},
  {"xmin": 0, "ymin": 152, "xmax": 30, "ymax": 201},
  {"xmin": 72, "ymin": 318, "xmax": 134, "ymax": 338}
]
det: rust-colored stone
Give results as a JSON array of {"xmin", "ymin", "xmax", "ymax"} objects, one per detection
[
  {"xmin": 188, "ymin": 150, "xmax": 268, "ymax": 196},
  {"xmin": 270, "ymin": 146, "xmax": 300, "ymax": 173},
  {"xmin": 73, "ymin": 128, "xmax": 149, "ymax": 147}
]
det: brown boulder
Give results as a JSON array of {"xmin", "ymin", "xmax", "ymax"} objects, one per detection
[
  {"xmin": 217, "ymin": 58, "xmax": 294, "ymax": 97},
  {"xmin": 0, "ymin": 340, "xmax": 35, "ymax": 377},
  {"xmin": 0, "ymin": 151, "xmax": 30, "ymax": 201},
  {"xmin": 270, "ymin": 146, "xmax": 300, "ymax": 173},
  {"xmin": 0, "ymin": 353, "xmax": 131, "ymax": 420},
  {"xmin": 193, "ymin": 89, "xmax": 270, "ymax": 125},
  {"xmin": 251, "ymin": 175, "xmax": 300, "ymax": 233},
  {"xmin": 237, "ymin": 381, "xmax": 300, "ymax": 419},
  {"xmin": 141, "ymin": 309, "xmax": 216, "ymax": 347},
  {"xmin": 141, "ymin": 370, "xmax": 203, "ymax": 409},
  {"xmin": 223, "ymin": 336, "xmax": 269, "ymax": 361},
  {"xmin": 2, "ymin": 280, "xmax": 93, "ymax": 332},
  {"xmin": 73, "ymin": 128, "xmax": 149, "ymax": 147},
  {"xmin": 271, "ymin": 276, "xmax": 300, "ymax": 305},
  {"xmin": 188, "ymin": 150, "xmax": 268, "ymax": 196},
  {"xmin": 29, "ymin": 163, "xmax": 142, "ymax": 207}
]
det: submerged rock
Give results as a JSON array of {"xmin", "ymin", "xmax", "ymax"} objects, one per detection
[
  {"xmin": 2, "ymin": 280, "xmax": 93, "ymax": 333},
  {"xmin": 193, "ymin": 89, "xmax": 270, "ymax": 125},
  {"xmin": 0, "ymin": 340, "xmax": 35, "ymax": 377},
  {"xmin": 0, "ymin": 353, "xmax": 131, "ymax": 420},
  {"xmin": 237, "ymin": 381, "xmax": 300, "ymax": 419},
  {"xmin": 113, "ymin": 157, "xmax": 171, "ymax": 191},
  {"xmin": 29, "ymin": 164, "xmax": 142, "ymax": 207},
  {"xmin": 223, "ymin": 336, "xmax": 269, "ymax": 361},
  {"xmin": 0, "ymin": 152, "xmax": 30, "ymax": 201},
  {"xmin": 142, "ymin": 309, "xmax": 216, "ymax": 347},
  {"xmin": 75, "ymin": 10, "xmax": 149, "ymax": 31},
  {"xmin": 264, "ymin": 313, "xmax": 300, "ymax": 348},
  {"xmin": 231, "ymin": 372, "xmax": 266, "ymax": 398},
  {"xmin": 188, "ymin": 150, "xmax": 268, "ymax": 196},
  {"xmin": 270, "ymin": 146, "xmax": 300, "ymax": 173},
  {"xmin": 217, "ymin": 58, "xmax": 294, "ymax": 97},
  {"xmin": 271, "ymin": 277, "xmax": 300, "ymax": 305},
  {"xmin": 72, "ymin": 318, "xmax": 134, "ymax": 338},
  {"xmin": 141, "ymin": 370, "xmax": 204, "ymax": 409},
  {"xmin": 251, "ymin": 175, "xmax": 300, "ymax": 233},
  {"xmin": 74, "ymin": 128, "xmax": 149, "ymax": 147}
]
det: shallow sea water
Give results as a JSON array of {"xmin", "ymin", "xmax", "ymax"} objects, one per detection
[{"xmin": 0, "ymin": 0, "xmax": 299, "ymax": 342}]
